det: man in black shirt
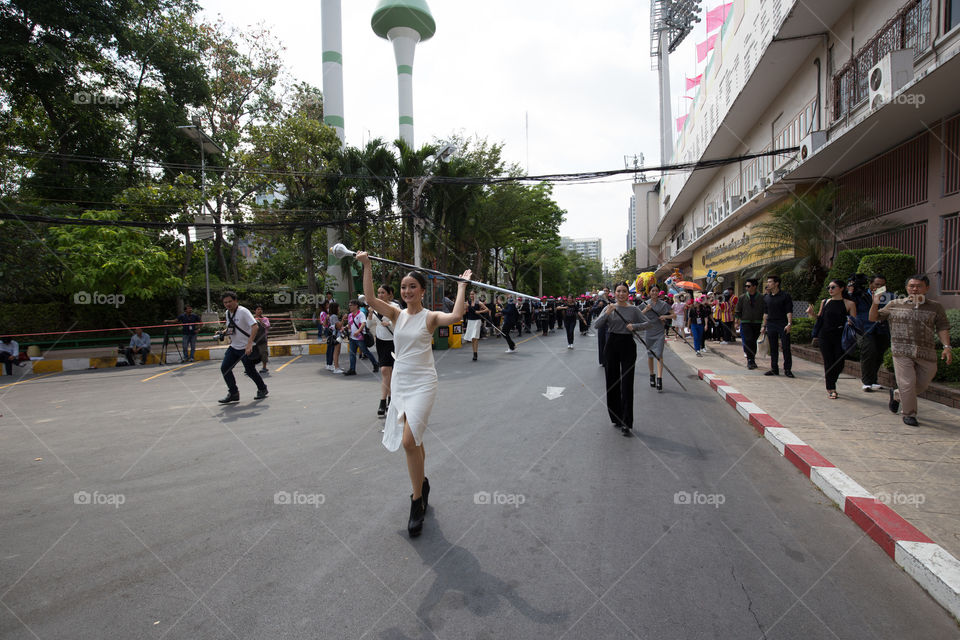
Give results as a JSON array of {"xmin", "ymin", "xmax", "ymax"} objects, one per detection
[
  {"xmin": 177, "ymin": 304, "xmax": 201, "ymax": 362},
  {"xmin": 760, "ymin": 275, "xmax": 794, "ymax": 377}
]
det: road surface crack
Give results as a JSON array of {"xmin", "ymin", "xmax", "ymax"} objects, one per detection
[{"xmin": 732, "ymin": 564, "xmax": 767, "ymax": 639}]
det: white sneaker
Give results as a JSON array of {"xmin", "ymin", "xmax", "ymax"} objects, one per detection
[
  {"xmin": 325, "ymin": 364, "xmax": 333, "ymax": 371},
  {"xmin": 567, "ymin": 344, "xmax": 574, "ymax": 349},
  {"xmin": 333, "ymin": 368, "xmax": 344, "ymax": 374},
  {"xmin": 862, "ymin": 384, "xmax": 871, "ymax": 392},
  {"xmin": 505, "ymin": 348, "xmax": 516, "ymax": 353},
  {"xmin": 871, "ymin": 384, "xmax": 883, "ymax": 391},
  {"xmin": 696, "ymin": 351, "xmax": 703, "ymax": 357}
]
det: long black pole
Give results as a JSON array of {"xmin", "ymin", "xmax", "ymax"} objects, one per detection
[{"xmin": 611, "ymin": 306, "xmax": 687, "ymax": 391}]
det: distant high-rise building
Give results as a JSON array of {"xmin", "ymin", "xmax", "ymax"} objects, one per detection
[
  {"xmin": 626, "ymin": 196, "xmax": 636, "ymax": 252},
  {"xmin": 561, "ymin": 237, "xmax": 602, "ymax": 263}
]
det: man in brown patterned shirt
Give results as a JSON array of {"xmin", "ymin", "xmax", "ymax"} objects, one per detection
[{"xmin": 870, "ymin": 274, "xmax": 953, "ymax": 426}]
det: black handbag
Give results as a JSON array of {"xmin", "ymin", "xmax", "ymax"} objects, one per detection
[{"xmin": 363, "ymin": 327, "xmax": 375, "ymax": 349}]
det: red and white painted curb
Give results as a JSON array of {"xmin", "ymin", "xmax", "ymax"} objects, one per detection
[{"xmin": 699, "ymin": 369, "xmax": 960, "ymax": 619}]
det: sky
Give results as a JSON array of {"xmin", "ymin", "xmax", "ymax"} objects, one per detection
[{"xmin": 198, "ymin": 1, "xmax": 708, "ymax": 269}]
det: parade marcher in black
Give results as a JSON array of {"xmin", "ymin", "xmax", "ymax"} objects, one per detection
[
  {"xmin": 520, "ymin": 297, "xmax": 533, "ymax": 334},
  {"xmin": 594, "ymin": 283, "xmax": 650, "ymax": 437},
  {"xmin": 557, "ymin": 295, "xmax": 586, "ymax": 349},
  {"xmin": 595, "ymin": 287, "xmax": 610, "ymax": 367}
]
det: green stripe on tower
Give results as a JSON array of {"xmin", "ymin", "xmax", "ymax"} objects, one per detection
[
  {"xmin": 399, "ymin": 116, "xmax": 414, "ymax": 125},
  {"xmin": 324, "ymin": 115, "xmax": 345, "ymax": 127},
  {"xmin": 397, "ymin": 64, "xmax": 413, "ymax": 75},
  {"xmin": 322, "ymin": 51, "xmax": 343, "ymax": 64}
]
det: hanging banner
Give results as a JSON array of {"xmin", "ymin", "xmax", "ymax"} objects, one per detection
[
  {"xmin": 706, "ymin": 3, "xmax": 734, "ymax": 33},
  {"xmin": 696, "ymin": 34, "xmax": 718, "ymax": 62},
  {"xmin": 686, "ymin": 74, "xmax": 703, "ymax": 90},
  {"xmin": 676, "ymin": 114, "xmax": 688, "ymax": 132}
]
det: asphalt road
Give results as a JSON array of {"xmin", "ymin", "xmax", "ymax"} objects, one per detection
[{"xmin": 1, "ymin": 329, "xmax": 957, "ymax": 639}]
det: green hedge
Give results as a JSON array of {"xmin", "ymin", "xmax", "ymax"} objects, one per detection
[
  {"xmin": 819, "ymin": 246, "xmax": 899, "ymax": 299},
  {"xmin": 857, "ymin": 254, "xmax": 916, "ymax": 296},
  {"xmin": 0, "ymin": 303, "xmax": 64, "ymax": 335},
  {"xmin": 790, "ymin": 317, "xmax": 815, "ymax": 344},
  {"xmin": 779, "ymin": 270, "xmax": 821, "ymax": 304}
]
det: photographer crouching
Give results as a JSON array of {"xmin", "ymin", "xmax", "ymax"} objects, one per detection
[{"xmin": 216, "ymin": 291, "xmax": 268, "ymax": 404}]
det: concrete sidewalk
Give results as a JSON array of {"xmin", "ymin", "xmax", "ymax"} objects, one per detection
[{"xmin": 666, "ymin": 336, "xmax": 960, "ymax": 564}]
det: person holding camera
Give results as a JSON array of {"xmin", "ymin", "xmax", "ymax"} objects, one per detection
[
  {"xmin": 325, "ymin": 301, "xmax": 344, "ymax": 374},
  {"xmin": 343, "ymin": 299, "xmax": 378, "ymax": 376},
  {"xmin": 217, "ymin": 291, "xmax": 268, "ymax": 403}
]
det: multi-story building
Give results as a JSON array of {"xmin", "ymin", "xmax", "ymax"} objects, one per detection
[
  {"xmin": 647, "ymin": 0, "xmax": 960, "ymax": 308},
  {"xmin": 562, "ymin": 236, "xmax": 603, "ymax": 263},
  {"xmin": 627, "ymin": 196, "xmax": 637, "ymax": 252}
]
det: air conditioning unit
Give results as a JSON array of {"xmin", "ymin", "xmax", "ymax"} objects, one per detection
[
  {"xmin": 798, "ymin": 131, "xmax": 827, "ymax": 163},
  {"xmin": 706, "ymin": 202, "xmax": 716, "ymax": 225},
  {"xmin": 696, "ymin": 225, "xmax": 708, "ymax": 237},
  {"xmin": 748, "ymin": 185, "xmax": 759, "ymax": 199},
  {"xmin": 868, "ymin": 49, "xmax": 914, "ymax": 110},
  {"xmin": 726, "ymin": 195, "xmax": 742, "ymax": 213}
]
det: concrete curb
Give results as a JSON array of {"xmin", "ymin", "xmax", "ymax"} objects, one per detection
[
  {"xmin": 8, "ymin": 343, "xmax": 331, "ymax": 376},
  {"xmin": 698, "ymin": 368, "xmax": 960, "ymax": 619}
]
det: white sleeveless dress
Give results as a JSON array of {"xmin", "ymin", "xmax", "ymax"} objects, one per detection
[{"xmin": 382, "ymin": 308, "xmax": 437, "ymax": 452}]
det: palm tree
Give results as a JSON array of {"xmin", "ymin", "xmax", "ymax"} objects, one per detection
[{"xmin": 748, "ymin": 183, "xmax": 875, "ymax": 285}]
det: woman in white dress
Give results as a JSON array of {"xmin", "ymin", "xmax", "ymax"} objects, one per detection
[{"xmin": 357, "ymin": 251, "xmax": 470, "ymax": 537}]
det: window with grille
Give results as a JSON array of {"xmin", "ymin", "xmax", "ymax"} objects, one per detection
[
  {"xmin": 945, "ymin": 113, "xmax": 960, "ymax": 196},
  {"xmin": 942, "ymin": 214, "xmax": 960, "ymax": 294},
  {"xmin": 838, "ymin": 132, "xmax": 929, "ymax": 220},
  {"xmin": 843, "ymin": 222, "xmax": 928, "ymax": 272}
]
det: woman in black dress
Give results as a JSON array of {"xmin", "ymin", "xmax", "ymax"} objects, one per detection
[
  {"xmin": 814, "ymin": 279, "xmax": 857, "ymax": 399},
  {"xmin": 557, "ymin": 295, "xmax": 587, "ymax": 349}
]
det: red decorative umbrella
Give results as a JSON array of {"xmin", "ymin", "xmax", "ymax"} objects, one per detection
[{"xmin": 674, "ymin": 281, "xmax": 702, "ymax": 291}]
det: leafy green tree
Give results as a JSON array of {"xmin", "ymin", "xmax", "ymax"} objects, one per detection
[{"xmin": 51, "ymin": 210, "xmax": 182, "ymax": 299}]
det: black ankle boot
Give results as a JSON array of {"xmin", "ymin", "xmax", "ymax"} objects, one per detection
[
  {"xmin": 422, "ymin": 477, "xmax": 430, "ymax": 512},
  {"xmin": 650, "ymin": 374, "xmax": 656, "ymax": 387},
  {"xmin": 377, "ymin": 399, "xmax": 387, "ymax": 417},
  {"xmin": 472, "ymin": 352, "xmax": 477, "ymax": 361},
  {"xmin": 657, "ymin": 377, "xmax": 663, "ymax": 392},
  {"xmin": 408, "ymin": 495, "xmax": 425, "ymax": 537}
]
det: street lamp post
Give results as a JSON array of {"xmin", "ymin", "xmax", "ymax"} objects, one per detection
[
  {"xmin": 408, "ymin": 143, "xmax": 457, "ymax": 267},
  {"xmin": 177, "ymin": 117, "xmax": 224, "ymax": 314}
]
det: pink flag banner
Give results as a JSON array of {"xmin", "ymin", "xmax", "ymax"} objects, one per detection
[
  {"xmin": 696, "ymin": 34, "xmax": 718, "ymax": 62},
  {"xmin": 676, "ymin": 115, "xmax": 688, "ymax": 131},
  {"xmin": 706, "ymin": 3, "xmax": 733, "ymax": 32},
  {"xmin": 686, "ymin": 74, "xmax": 703, "ymax": 90}
]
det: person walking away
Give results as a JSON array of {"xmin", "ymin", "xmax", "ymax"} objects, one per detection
[
  {"xmin": 463, "ymin": 290, "xmax": 489, "ymax": 361},
  {"xmin": 374, "ymin": 284, "xmax": 402, "ymax": 417},
  {"xmin": 858, "ymin": 274, "xmax": 891, "ymax": 392},
  {"xmin": 735, "ymin": 279, "xmax": 765, "ymax": 370},
  {"xmin": 178, "ymin": 305, "xmax": 201, "ymax": 362},
  {"xmin": 218, "ymin": 291, "xmax": 268, "ymax": 403},
  {"xmin": 254, "ymin": 305, "xmax": 270, "ymax": 373},
  {"xmin": 502, "ymin": 297, "xmax": 520, "ymax": 352},
  {"xmin": 761, "ymin": 275, "xmax": 795, "ymax": 377},
  {"xmin": 344, "ymin": 299, "xmax": 378, "ymax": 376},
  {"xmin": 126, "ymin": 328, "xmax": 151, "ymax": 365},
  {"xmin": 870, "ymin": 274, "xmax": 952, "ymax": 426},
  {"xmin": 813, "ymin": 280, "xmax": 857, "ymax": 399},
  {"xmin": 594, "ymin": 282, "xmax": 652, "ymax": 436},
  {"xmin": 357, "ymin": 250, "xmax": 469, "ymax": 537},
  {"xmin": 325, "ymin": 301, "xmax": 344, "ymax": 373}
]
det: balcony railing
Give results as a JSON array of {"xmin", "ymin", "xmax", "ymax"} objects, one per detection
[{"xmin": 832, "ymin": 0, "xmax": 932, "ymax": 120}]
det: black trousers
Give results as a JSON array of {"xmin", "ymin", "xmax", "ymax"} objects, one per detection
[
  {"xmin": 740, "ymin": 323, "xmax": 761, "ymax": 365},
  {"xmin": 766, "ymin": 322, "xmax": 793, "ymax": 372},
  {"xmin": 221, "ymin": 346, "xmax": 266, "ymax": 395},
  {"xmin": 604, "ymin": 333, "xmax": 637, "ymax": 428},
  {"xmin": 819, "ymin": 331, "xmax": 845, "ymax": 391},
  {"xmin": 859, "ymin": 329, "xmax": 890, "ymax": 386},
  {"xmin": 564, "ymin": 317, "xmax": 576, "ymax": 345}
]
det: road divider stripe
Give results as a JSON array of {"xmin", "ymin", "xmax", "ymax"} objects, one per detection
[
  {"xmin": 141, "ymin": 362, "xmax": 197, "ymax": 382},
  {"xmin": 276, "ymin": 355, "xmax": 301, "ymax": 372}
]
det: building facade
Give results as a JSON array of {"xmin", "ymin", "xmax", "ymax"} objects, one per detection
[
  {"xmin": 626, "ymin": 196, "xmax": 637, "ymax": 252},
  {"xmin": 561, "ymin": 236, "xmax": 603, "ymax": 263},
  {"xmin": 646, "ymin": 0, "xmax": 960, "ymax": 308}
]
